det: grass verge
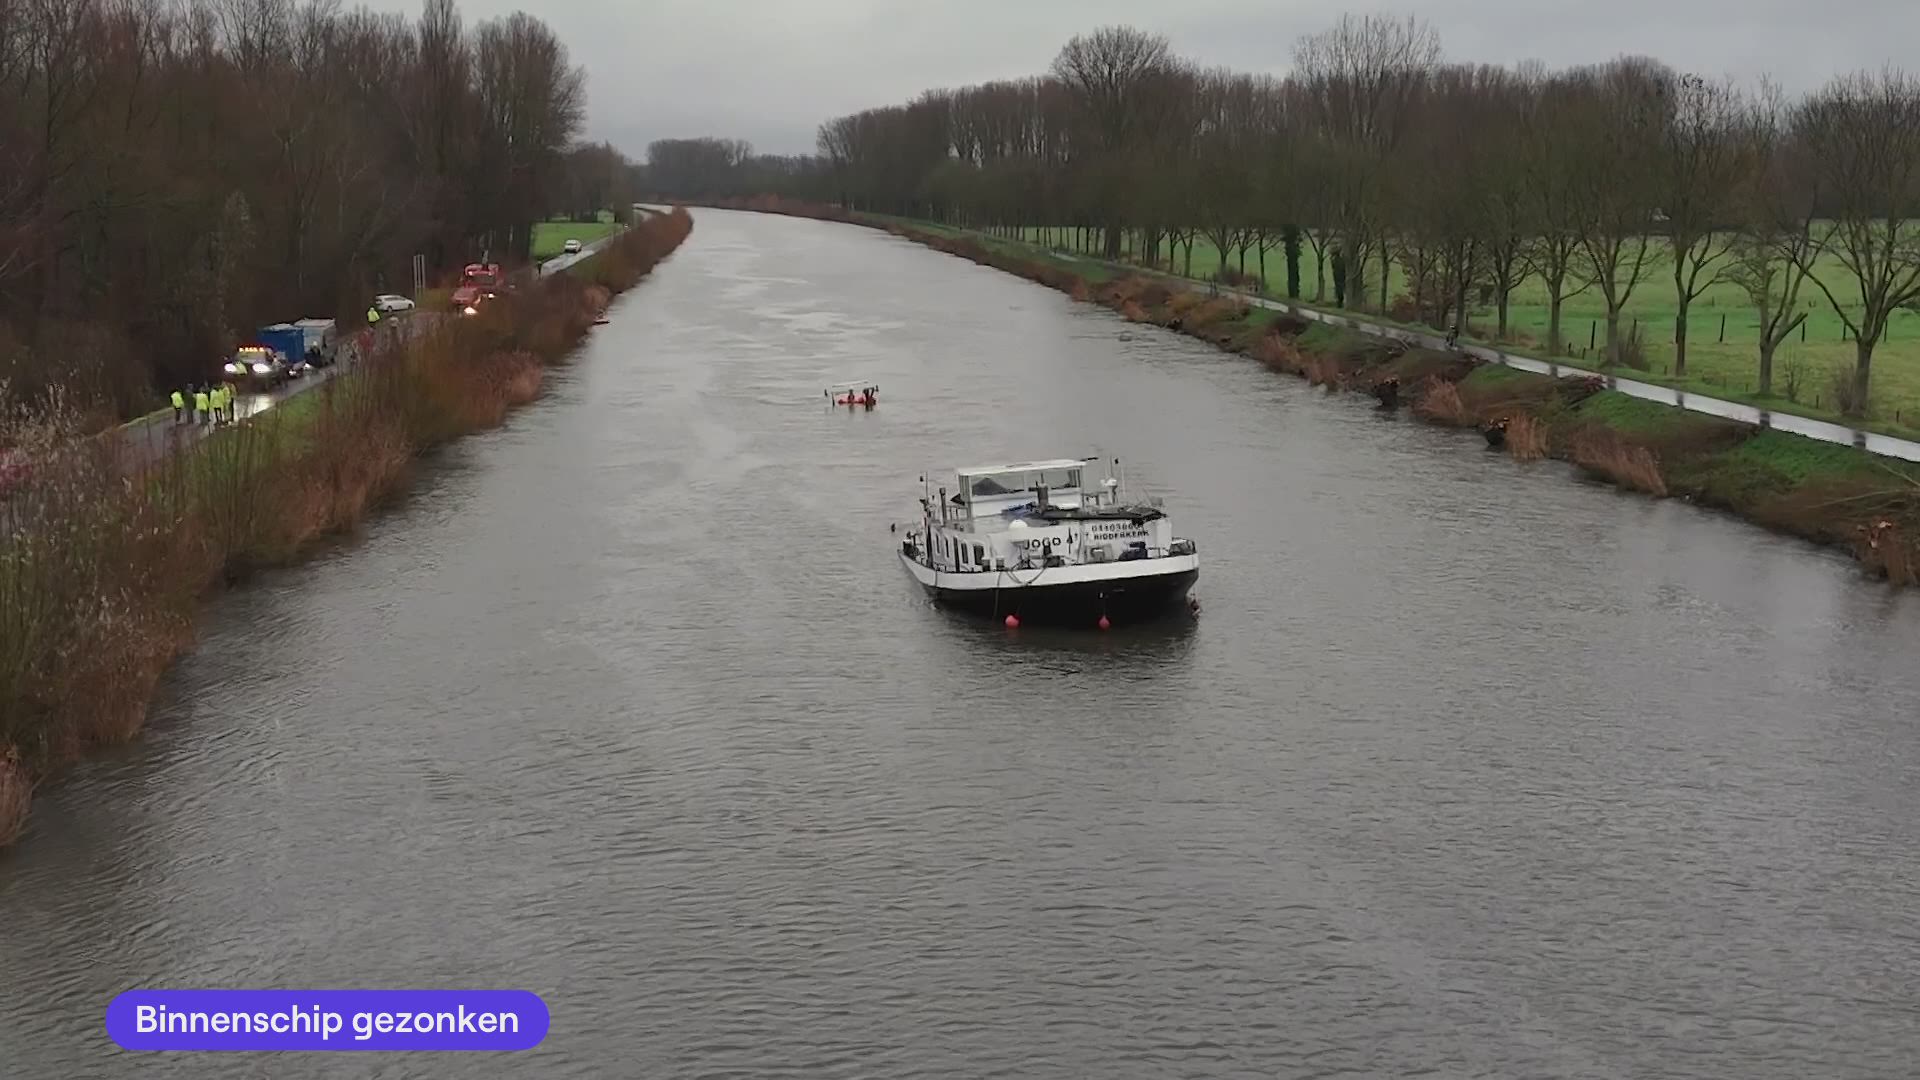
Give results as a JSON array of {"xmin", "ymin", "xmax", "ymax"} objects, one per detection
[{"xmin": 531, "ymin": 218, "xmax": 622, "ymax": 260}]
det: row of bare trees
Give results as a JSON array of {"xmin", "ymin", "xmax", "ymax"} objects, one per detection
[
  {"xmin": 648, "ymin": 17, "xmax": 1920, "ymax": 418},
  {"xmin": 0, "ymin": 0, "xmax": 602, "ymax": 421},
  {"xmin": 640, "ymin": 137, "xmax": 835, "ymax": 204}
]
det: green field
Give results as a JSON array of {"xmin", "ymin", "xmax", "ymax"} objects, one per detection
[
  {"xmin": 1008, "ymin": 226, "xmax": 1920, "ymax": 439},
  {"xmin": 531, "ymin": 213, "xmax": 619, "ymax": 260}
]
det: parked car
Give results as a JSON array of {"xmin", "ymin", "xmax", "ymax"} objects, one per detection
[
  {"xmin": 562, "ymin": 239, "xmax": 583, "ymax": 254},
  {"xmin": 372, "ymin": 294, "xmax": 415, "ymax": 314}
]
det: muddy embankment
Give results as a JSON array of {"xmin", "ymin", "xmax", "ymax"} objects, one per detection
[
  {"xmin": 0, "ymin": 209, "xmax": 696, "ymax": 848},
  {"xmin": 682, "ymin": 195, "xmax": 1920, "ymax": 590}
]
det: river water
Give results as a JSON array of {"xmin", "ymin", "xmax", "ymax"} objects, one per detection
[{"xmin": 5, "ymin": 209, "xmax": 1920, "ymax": 1079}]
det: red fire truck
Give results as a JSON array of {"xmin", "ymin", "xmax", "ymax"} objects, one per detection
[{"xmin": 451, "ymin": 262, "xmax": 505, "ymax": 316}]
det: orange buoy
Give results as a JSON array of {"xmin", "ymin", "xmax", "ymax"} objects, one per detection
[
  {"xmin": 1097, "ymin": 615, "xmax": 1111, "ymax": 631},
  {"xmin": 1004, "ymin": 614, "xmax": 1020, "ymax": 629}
]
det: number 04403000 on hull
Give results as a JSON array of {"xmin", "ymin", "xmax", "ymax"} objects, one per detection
[{"xmin": 897, "ymin": 457, "xmax": 1198, "ymax": 627}]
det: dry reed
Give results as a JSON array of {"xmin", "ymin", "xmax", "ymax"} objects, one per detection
[
  {"xmin": 1414, "ymin": 377, "xmax": 1470, "ymax": 424},
  {"xmin": 1253, "ymin": 336, "xmax": 1306, "ymax": 375},
  {"xmin": 1504, "ymin": 413, "xmax": 1549, "ymax": 461},
  {"xmin": 1303, "ymin": 355, "xmax": 1345, "ymax": 388},
  {"xmin": 1858, "ymin": 521, "xmax": 1919, "ymax": 586},
  {"xmin": 1186, "ymin": 298, "xmax": 1248, "ymax": 327},
  {"xmin": 1571, "ymin": 431, "xmax": 1668, "ymax": 496},
  {"xmin": 0, "ymin": 756, "xmax": 29, "ymax": 847},
  {"xmin": 1167, "ymin": 291, "xmax": 1206, "ymax": 317}
]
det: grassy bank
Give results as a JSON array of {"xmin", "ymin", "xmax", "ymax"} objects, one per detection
[
  {"xmin": 687, "ymin": 195, "xmax": 1920, "ymax": 587},
  {"xmin": 999, "ymin": 226, "xmax": 1920, "ymax": 436},
  {"xmin": 0, "ymin": 208, "xmax": 695, "ymax": 848}
]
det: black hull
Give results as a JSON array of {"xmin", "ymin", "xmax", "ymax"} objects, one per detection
[{"xmin": 923, "ymin": 569, "xmax": 1198, "ymax": 627}]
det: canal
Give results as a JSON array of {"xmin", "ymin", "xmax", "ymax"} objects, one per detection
[{"xmin": 4, "ymin": 208, "xmax": 1920, "ymax": 1079}]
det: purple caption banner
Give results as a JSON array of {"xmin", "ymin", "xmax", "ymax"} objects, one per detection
[{"xmin": 105, "ymin": 989, "xmax": 548, "ymax": 1051}]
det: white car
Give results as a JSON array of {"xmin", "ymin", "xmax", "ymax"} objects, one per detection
[
  {"xmin": 562, "ymin": 239, "xmax": 582, "ymax": 254},
  {"xmin": 372, "ymin": 294, "xmax": 415, "ymax": 314}
]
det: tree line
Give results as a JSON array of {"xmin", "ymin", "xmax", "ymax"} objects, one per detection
[
  {"xmin": 644, "ymin": 17, "xmax": 1920, "ymax": 418},
  {"xmin": 0, "ymin": 0, "xmax": 644, "ymax": 421}
]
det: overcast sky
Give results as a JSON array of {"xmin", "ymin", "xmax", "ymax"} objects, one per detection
[{"xmin": 422, "ymin": 0, "xmax": 1920, "ymax": 159}]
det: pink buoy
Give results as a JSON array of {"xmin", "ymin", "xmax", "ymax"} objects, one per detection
[
  {"xmin": 1004, "ymin": 614, "xmax": 1020, "ymax": 629},
  {"xmin": 1097, "ymin": 615, "xmax": 1111, "ymax": 631}
]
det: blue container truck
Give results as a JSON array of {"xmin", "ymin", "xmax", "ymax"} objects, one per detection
[{"xmin": 257, "ymin": 325, "xmax": 305, "ymax": 366}]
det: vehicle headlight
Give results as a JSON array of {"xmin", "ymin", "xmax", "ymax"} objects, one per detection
[
  {"xmin": 463, "ymin": 306, "xmax": 478, "ymax": 316},
  {"xmin": 251, "ymin": 362, "xmax": 271, "ymax": 374},
  {"xmin": 224, "ymin": 363, "xmax": 240, "ymax": 374}
]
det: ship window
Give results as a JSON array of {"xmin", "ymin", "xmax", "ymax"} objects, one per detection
[
  {"xmin": 973, "ymin": 544, "xmax": 984, "ymax": 565},
  {"xmin": 970, "ymin": 474, "xmax": 1019, "ymax": 497},
  {"xmin": 1037, "ymin": 468, "xmax": 1082, "ymax": 490}
]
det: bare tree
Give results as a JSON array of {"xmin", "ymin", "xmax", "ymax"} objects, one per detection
[
  {"xmin": 1569, "ymin": 57, "xmax": 1670, "ymax": 366},
  {"xmin": 1519, "ymin": 70, "xmax": 1596, "ymax": 354},
  {"xmin": 0, "ymin": 0, "xmax": 604, "ymax": 411},
  {"xmin": 1450, "ymin": 67, "xmax": 1534, "ymax": 340},
  {"xmin": 1050, "ymin": 25, "xmax": 1177, "ymax": 258},
  {"xmin": 1726, "ymin": 224, "xmax": 1819, "ymax": 399},
  {"xmin": 1188, "ymin": 70, "xmax": 1255, "ymax": 282},
  {"xmin": 1290, "ymin": 145, "xmax": 1341, "ymax": 301},
  {"xmin": 1292, "ymin": 13, "xmax": 1442, "ymax": 309},
  {"xmin": 647, "ymin": 137, "xmax": 755, "ymax": 198},
  {"xmin": 1657, "ymin": 73, "xmax": 1761, "ymax": 376},
  {"xmin": 1720, "ymin": 82, "xmax": 1820, "ymax": 397},
  {"xmin": 474, "ymin": 12, "xmax": 585, "ymax": 259},
  {"xmin": 1793, "ymin": 69, "xmax": 1920, "ymax": 416}
]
